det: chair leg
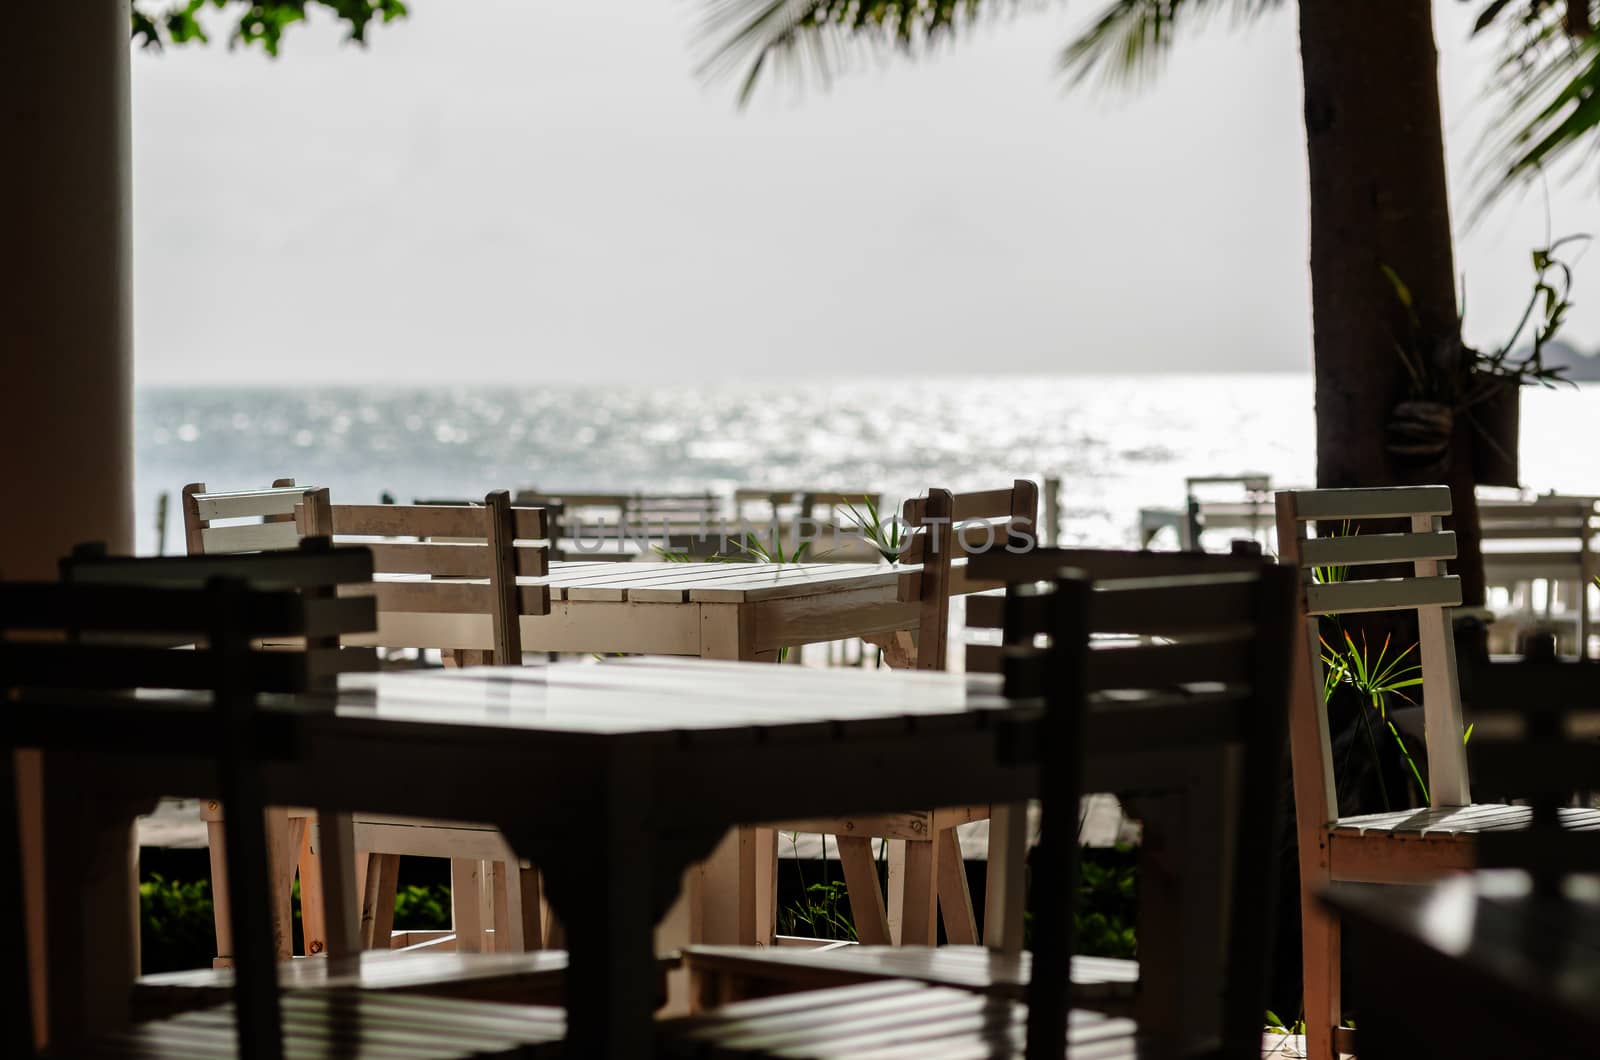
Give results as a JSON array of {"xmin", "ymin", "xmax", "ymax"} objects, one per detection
[
  {"xmin": 451, "ymin": 858, "xmax": 484, "ymax": 953},
  {"xmin": 836, "ymin": 836, "xmax": 890, "ymax": 944},
  {"xmin": 361, "ymin": 853, "xmax": 400, "ymax": 950},
  {"xmin": 887, "ymin": 839, "xmax": 938, "ymax": 945},
  {"xmin": 984, "ymin": 802, "xmax": 1027, "ymax": 953},
  {"xmin": 266, "ymin": 809, "xmax": 301, "ymax": 961},
  {"xmin": 517, "ymin": 863, "xmax": 544, "ymax": 951},
  {"xmin": 934, "ymin": 828, "xmax": 977, "ymax": 944},
  {"xmin": 295, "ymin": 814, "xmax": 326, "ymax": 957},
  {"xmin": 755, "ymin": 827, "xmax": 778, "ymax": 947},
  {"xmin": 1301, "ymin": 885, "xmax": 1342, "ymax": 1060},
  {"xmin": 492, "ymin": 871, "xmax": 531, "ymax": 960},
  {"xmin": 202, "ymin": 803, "xmax": 233, "ymax": 968},
  {"xmin": 317, "ymin": 811, "xmax": 361, "ymax": 959}
]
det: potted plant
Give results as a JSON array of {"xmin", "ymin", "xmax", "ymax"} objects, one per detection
[{"xmin": 1383, "ymin": 235, "xmax": 1584, "ymax": 485}]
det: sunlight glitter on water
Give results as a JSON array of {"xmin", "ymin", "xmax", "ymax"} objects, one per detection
[{"xmin": 133, "ymin": 374, "xmax": 1599, "ymax": 555}]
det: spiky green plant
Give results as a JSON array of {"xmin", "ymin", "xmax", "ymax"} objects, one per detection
[
  {"xmin": 1320, "ymin": 630, "xmax": 1428, "ymax": 808},
  {"xmin": 842, "ymin": 495, "xmax": 906, "ymax": 564}
]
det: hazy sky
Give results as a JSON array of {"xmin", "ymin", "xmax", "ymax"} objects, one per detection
[{"xmin": 131, "ymin": 1, "xmax": 1599, "ymax": 385}]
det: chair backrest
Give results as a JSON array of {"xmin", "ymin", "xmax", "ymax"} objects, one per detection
[
  {"xmin": 182, "ymin": 479, "xmax": 306, "ymax": 556},
  {"xmin": 1479, "ymin": 494, "xmax": 1598, "ymax": 650},
  {"xmin": 1184, "ymin": 474, "xmax": 1274, "ymax": 552},
  {"xmin": 1, "ymin": 546, "xmax": 378, "ymax": 1058},
  {"xmin": 515, "ymin": 489, "xmax": 718, "ymax": 560},
  {"xmin": 969, "ymin": 548, "xmax": 1296, "ymax": 1060},
  {"xmin": 1461, "ymin": 655, "xmax": 1600, "ymax": 888},
  {"xmin": 297, "ymin": 488, "xmax": 550, "ymax": 663},
  {"xmin": 1274, "ymin": 485, "xmax": 1469, "ymax": 822},
  {"xmin": 733, "ymin": 489, "xmax": 883, "ymax": 522},
  {"xmin": 898, "ymin": 480, "xmax": 1039, "ymax": 670}
]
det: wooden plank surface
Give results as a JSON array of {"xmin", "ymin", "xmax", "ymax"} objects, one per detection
[
  {"xmin": 193, "ymin": 488, "xmax": 305, "ymax": 522},
  {"xmin": 330, "ymin": 661, "xmax": 1018, "ymax": 739}
]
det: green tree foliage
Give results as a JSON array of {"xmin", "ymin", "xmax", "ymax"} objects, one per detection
[{"xmin": 130, "ymin": 0, "xmax": 407, "ymax": 56}]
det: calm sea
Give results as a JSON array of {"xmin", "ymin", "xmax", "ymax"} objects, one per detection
[{"xmin": 134, "ymin": 374, "xmax": 1600, "ymax": 555}]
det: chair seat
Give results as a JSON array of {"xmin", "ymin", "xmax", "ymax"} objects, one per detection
[
  {"xmin": 1333, "ymin": 803, "xmax": 1600, "ymax": 838},
  {"xmin": 1329, "ymin": 804, "xmax": 1600, "ymax": 883},
  {"xmin": 81, "ymin": 990, "xmax": 566, "ymax": 1058},
  {"xmin": 661, "ymin": 979, "xmax": 1147, "ymax": 1059},
  {"xmin": 133, "ymin": 949, "xmax": 676, "ymax": 1020},
  {"xmin": 686, "ymin": 944, "xmax": 1137, "ymax": 1008}
]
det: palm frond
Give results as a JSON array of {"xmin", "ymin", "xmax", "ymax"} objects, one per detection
[
  {"xmin": 1471, "ymin": 1, "xmax": 1600, "ymax": 211},
  {"xmin": 1058, "ymin": 0, "xmax": 1282, "ymax": 90},
  {"xmin": 695, "ymin": 0, "xmax": 1289, "ymax": 103},
  {"xmin": 697, "ymin": 0, "xmax": 997, "ymax": 105}
]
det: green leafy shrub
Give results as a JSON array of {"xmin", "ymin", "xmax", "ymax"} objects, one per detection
[
  {"xmin": 1074, "ymin": 849, "xmax": 1138, "ymax": 959},
  {"xmin": 140, "ymin": 874, "xmax": 216, "ymax": 973},
  {"xmin": 394, "ymin": 883, "xmax": 451, "ymax": 930}
]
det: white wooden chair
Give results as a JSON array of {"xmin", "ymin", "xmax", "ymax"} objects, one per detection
[
  {"xmin": 1275, "ymin": 484, "xmax": 1600, "ymax": 1060},
  {"xmin": 182, "ymin": 481, "xmax": 552, "ymax": 962},
  {"xmin": 661, "ymin": 556, "xmax": 1297, "ymax": 1059},
  {"xmin": 1478, "ymin": 493, "xmax": 1598, "ymax": 656},
  {"xmin": 786, "ymin": 481, "xmax": 1036, "ymax": 948}
]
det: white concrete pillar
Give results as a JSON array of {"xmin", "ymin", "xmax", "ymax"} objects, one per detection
[
  {"xmin": 1, "ymin": 3, "xmax": 134, "ymax": 1046},
  {"xmin": 2, "ymin": 0, "xmax": 135, "ymax": 578}
]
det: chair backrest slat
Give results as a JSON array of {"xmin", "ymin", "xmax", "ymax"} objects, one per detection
[
  {"xmin": 1299, "ymin": 529, "xmax": 1456, "ymax": 568},
  {"xmin": 328, "ymin": 503, "xmax": 496, "ymax": 539},
  {"xmin": 1304, "ymin": 574, "xmax": 1461, "ymax": 616},
  {"xmin": 85, "ymin": 544, "xmax": 374, "ymax": 592},
  {"xmin": 200, "ymin": 520, "xmax": 302, "ymax": 555},
  {"xmin": 192, "ymin": 488, "xmax": 304, "ymax": 522},
  {"xmin": 1290, "ymin": 485, "xmax": 1452, "ymax": 520}
]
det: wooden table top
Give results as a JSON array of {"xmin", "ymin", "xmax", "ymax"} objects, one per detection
[
  {"xmin": 330, "ymin": 657, "xmax": 1021, "ymax": 740},
  {"xmin": 529, "ymin": 560, "xmax": 908, "ymax": 603},
  {"xmin": 1324, "ymin": 870, "xmax": 1600, "ymax": 1030},
  {"xmin": 373, "ymin": 560, "xmax": 910, "ymax": 605}
]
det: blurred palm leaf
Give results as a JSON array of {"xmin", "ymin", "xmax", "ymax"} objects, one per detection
[
  {"xmin": 696, "ymin": 0, "xmax": 1288, "ymax": 102},
  {"xmin": 1059, "ymin": 0, "xmax": 1282, "ymax": 90},
  {"xmin": 1472, "ymin": 1, "xmax": 1600, "ymax": 209},
  {"xmin": 698, "ymin": 0, "xmax": 1598, "ymax": 210},
  {"xmin": 697, "ymin": 0, "xmax": 993, "ymax": 105}
]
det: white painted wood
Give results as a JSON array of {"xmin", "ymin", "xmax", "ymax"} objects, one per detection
[
  {"xmin": 194, "ymin": 488, "xmax": 305, "ymax": 522},
  {"xmin": 1414, "ymin": 514, "xmax": 1470, "ymax": 807},
  {"xmin": 1299, "ymin": 530, "xmax": 1456, "ymax": 568},
  {"xmin": 983, "ymin": 801, "xmax": 1027, "ymax": 954},
  {"xmin": 1305, "ymin": 575, "xmax": 1462, "ymax": 615},
  {"xmin": 200, "ymin": 520, "xmax": 302, "ymax": 554},
  {"xmin": 1291, "ymin": 485, "xmax": 1452, "ymax": 520}
]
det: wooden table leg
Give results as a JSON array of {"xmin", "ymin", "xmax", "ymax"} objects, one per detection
[
  {"xmin": 532, "ymin": 760, "xmax": 663, "ymax": 1059},
  {"xmin": 699, "ymin": 603, "xmax": 766, "ymax": 947}
]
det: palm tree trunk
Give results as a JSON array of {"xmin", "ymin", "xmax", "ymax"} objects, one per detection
[{"xmin": 1298, "ymin": 0, "xmax": 1485, "ymax": 605}]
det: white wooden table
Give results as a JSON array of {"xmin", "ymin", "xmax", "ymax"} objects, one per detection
[
  {"xmin": 372, "ymin": 558, "xmax": 994, "ymax": 662},
  {"xmin": 38, "ymin": 660, "xmax": 1034, "ymax": 1057}
]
